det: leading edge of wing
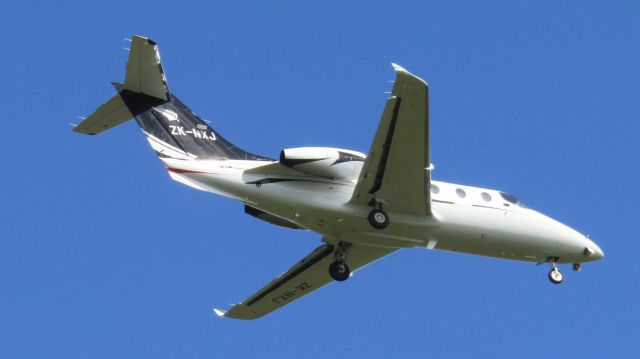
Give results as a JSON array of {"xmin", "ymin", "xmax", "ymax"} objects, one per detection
[
  {"xmin": 350, "ymin": 63, "xmax": 431, "ymax": 216},
  {"xmin": 214, "ymin": 244, "xmax": 334, "ymax": 320},
  {"xmin": 213, "ymin": 241, "xmax": 398, "ymax": 320}
]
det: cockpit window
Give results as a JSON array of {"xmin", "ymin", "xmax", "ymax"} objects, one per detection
[
  {"xmin": 500, "ymin": 192, "xmax": 518, "ymax": 204},
  {"xmin": 500, "ymin": 192, "xmax": 526, "ymax": 208}
]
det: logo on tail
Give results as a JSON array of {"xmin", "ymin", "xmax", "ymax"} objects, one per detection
[{"xmin": 156, "ymin": 108, "xmax": 179, "ymax": 122}]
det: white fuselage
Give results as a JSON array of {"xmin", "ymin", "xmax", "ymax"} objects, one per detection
[{"xmin": 163, "ymin": 158, "xmax": 603, "ymax": 265}]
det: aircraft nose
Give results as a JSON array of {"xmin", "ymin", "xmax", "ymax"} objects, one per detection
[
  {"xmin": 583, "ymin": 237, "xmax": 604, "ymax": 261},
  {"xmin": 592, "ymin": 242, "xmax": 604, "ymax": 259}
]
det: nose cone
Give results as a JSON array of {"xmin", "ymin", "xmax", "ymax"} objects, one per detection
[
  {"xmin": 588, "ymin": 241, "xmax": 605, "ymax": 260},
  {"xmin": 579, "ymin": 236, "xmax": 604, "ymax": 262},
  {"xmin": 556, "ymin": 221, "xmax": 604, "ymax": 262},
  {"xmin": 533, "ymin": 212, "xmax": 604, "ymax": 262}
]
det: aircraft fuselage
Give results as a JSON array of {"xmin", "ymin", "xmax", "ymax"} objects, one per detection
[{"xmin": 162, "ymin": 158, "xmax": 603, "ymax": 266}]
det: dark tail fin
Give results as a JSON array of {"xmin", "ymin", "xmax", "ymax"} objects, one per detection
[
  {"xmin": 118, "ymin": 83, "xmax": 270, "ymax": 161},
  {"xmin": 74, "ymin": 35, "xmax": 270, "ymax": 161}
]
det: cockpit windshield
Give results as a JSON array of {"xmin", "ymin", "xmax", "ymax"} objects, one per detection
[{"xmin": 499, "ymin": 192, "xmax": 527, "ymax": 208}]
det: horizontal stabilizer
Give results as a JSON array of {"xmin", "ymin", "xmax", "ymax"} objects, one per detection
[{"xmin": 73, "ymin": 95, "xmax": 133, "ymax": 135}]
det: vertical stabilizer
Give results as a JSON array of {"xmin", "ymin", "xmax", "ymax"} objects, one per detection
[
  {"xmin": 123, "ymin": 36, "xmax": 169, "ymax": 101},
  {"xmin": 73, "ymin": 35, "xmax": 169, "ymax": 135},
  {"xmin": 75, "ymin": 35, "xmax": 270, "ymax": 161}
]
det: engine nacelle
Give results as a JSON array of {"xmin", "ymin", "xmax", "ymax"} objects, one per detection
[{"xmin": 279, "ymin": 147, "xmax": 366, "ymax": 180}]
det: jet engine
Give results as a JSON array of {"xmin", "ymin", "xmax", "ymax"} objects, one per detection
[{"xmin": 279, "ymin": 147, "xmax": 366, "ymax": 180}]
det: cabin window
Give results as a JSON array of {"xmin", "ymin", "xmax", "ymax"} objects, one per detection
[
  {"xmin": 481, "ymin": 192, "xmax": 492, "ymax": 202},
  {"xmin": 456, "ymin": 188, "xmax": 466, "ymax": 198},
  {"xmin": 431, "ymin": 184, "xmax": 440, "ymax": 194}
]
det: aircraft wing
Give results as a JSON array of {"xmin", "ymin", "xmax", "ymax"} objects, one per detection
[
  {"xmin": 350, "ymin": 64, "xmax": 431, "ymax": 216},
  {"xmin": 215, "ymin": 241, "xmax": 398, "ymax": 319}
]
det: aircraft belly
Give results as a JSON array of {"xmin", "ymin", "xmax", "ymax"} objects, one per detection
[
  {"xmin": 197, "ymin": 174, "xmax": 354, "ymax": 234},
  {"xmin": 431, "ymin": 203, "xmax": 559, "ymax": 262},
  {"xmin": 330, "ymin": 204, "xmax": 439, "ymax": 248}
]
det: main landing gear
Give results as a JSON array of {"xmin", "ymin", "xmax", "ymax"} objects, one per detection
[
  {"xmin": 547, "ymin": 258, "xmax": 564, "ymax": 285},
  {"xmin": 367, "ymin": 203, "xmax": 389, "ymax": 230},
  {"xmin": 329, "ymin": 261, "xmax": 350, "ymax": 282},
  {"xmin": 329, "ymin": 242, "xmax": 352, "ymax": 281}
]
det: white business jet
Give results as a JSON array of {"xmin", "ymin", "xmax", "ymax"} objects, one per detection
[{"xmin": 74, "ymin": 36, "xmax": 604, "ymax": 319}]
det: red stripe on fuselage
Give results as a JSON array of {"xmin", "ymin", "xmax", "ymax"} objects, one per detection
[{"xmin": 166, "ymin": 168, "xmax": 209, "ymax": 174}]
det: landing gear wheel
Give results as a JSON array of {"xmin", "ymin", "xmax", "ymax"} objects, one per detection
[
  {"xmin": 368, "ymin": 209, "xmax": 389, "ymax": 229},
  {"xmin": 548, "ymin": 268, "xmax": 564, "ymax": 284},
  {"xmin": 329, "ymin": 261, "xmax": 350, "ymax": 281}
]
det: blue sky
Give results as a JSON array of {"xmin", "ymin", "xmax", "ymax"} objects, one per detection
[{"xmin": 1, "ymin": 1, "xmax": 638, "ymax": 357}]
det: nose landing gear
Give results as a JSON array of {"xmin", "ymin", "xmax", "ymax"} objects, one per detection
[
  {"xmin": 572, "ymin": 263, "xmax": 582, "ymax": 272},
  {"xmin": 547, "ymin": 258, "xmax": 564, "ymax": 284},
  {"xmin": 548, "ymin": 268, "xmax": 564, "ymax": 284}
]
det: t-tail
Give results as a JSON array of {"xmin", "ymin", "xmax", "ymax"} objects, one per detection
[{"xmin": 74, "ymin": 35, "xmax": 269, "ymax": 162}]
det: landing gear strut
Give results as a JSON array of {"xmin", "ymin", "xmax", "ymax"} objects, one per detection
[
  {"xmin": 329, "ymin": 242, "xmax": 352, "ymax": 281},
  {"xmin": 548, "ymin": 259, "xmax": 563, "ymax": 284},
  {"xmin": 367, "ymin": 203, "xmax": 389, "ymax": 230}
]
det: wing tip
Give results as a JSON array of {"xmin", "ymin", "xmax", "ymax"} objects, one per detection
[
  {"xmin": 212, "ymin": 308, "xmax": 227, "ymax": 318},
  {"xmin": 391, "ymin": 62, "xmax": 409, "ymax": 74},
  {"xmin": 131, "ymin": 34, "xmax": 155, "ymax": 44},
  {"xmin": 390, "ymin": 63, "xmax": 428, "ymax": 86}
]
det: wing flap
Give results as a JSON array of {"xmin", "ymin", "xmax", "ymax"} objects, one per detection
[{"xmin": 217, "ymin": 242, "xmax": 398, "ymax": 319}]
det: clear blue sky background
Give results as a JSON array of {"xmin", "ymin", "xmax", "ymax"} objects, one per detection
[{"xmin": 1, "ymin": 1, "xmax": 638, "ymax": 357}]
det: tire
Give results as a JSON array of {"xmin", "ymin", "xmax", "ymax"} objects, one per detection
[
  {"xmin": 548, "ymin": 268, "xmax": 564, "ymax": 284},
  {"xmin": 367, "ymin": 209, "xmax": 389, "ymax": 229},
  {"xmin": 329, "ymin": 261, "xmax": 350, "ymax": 281}
]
